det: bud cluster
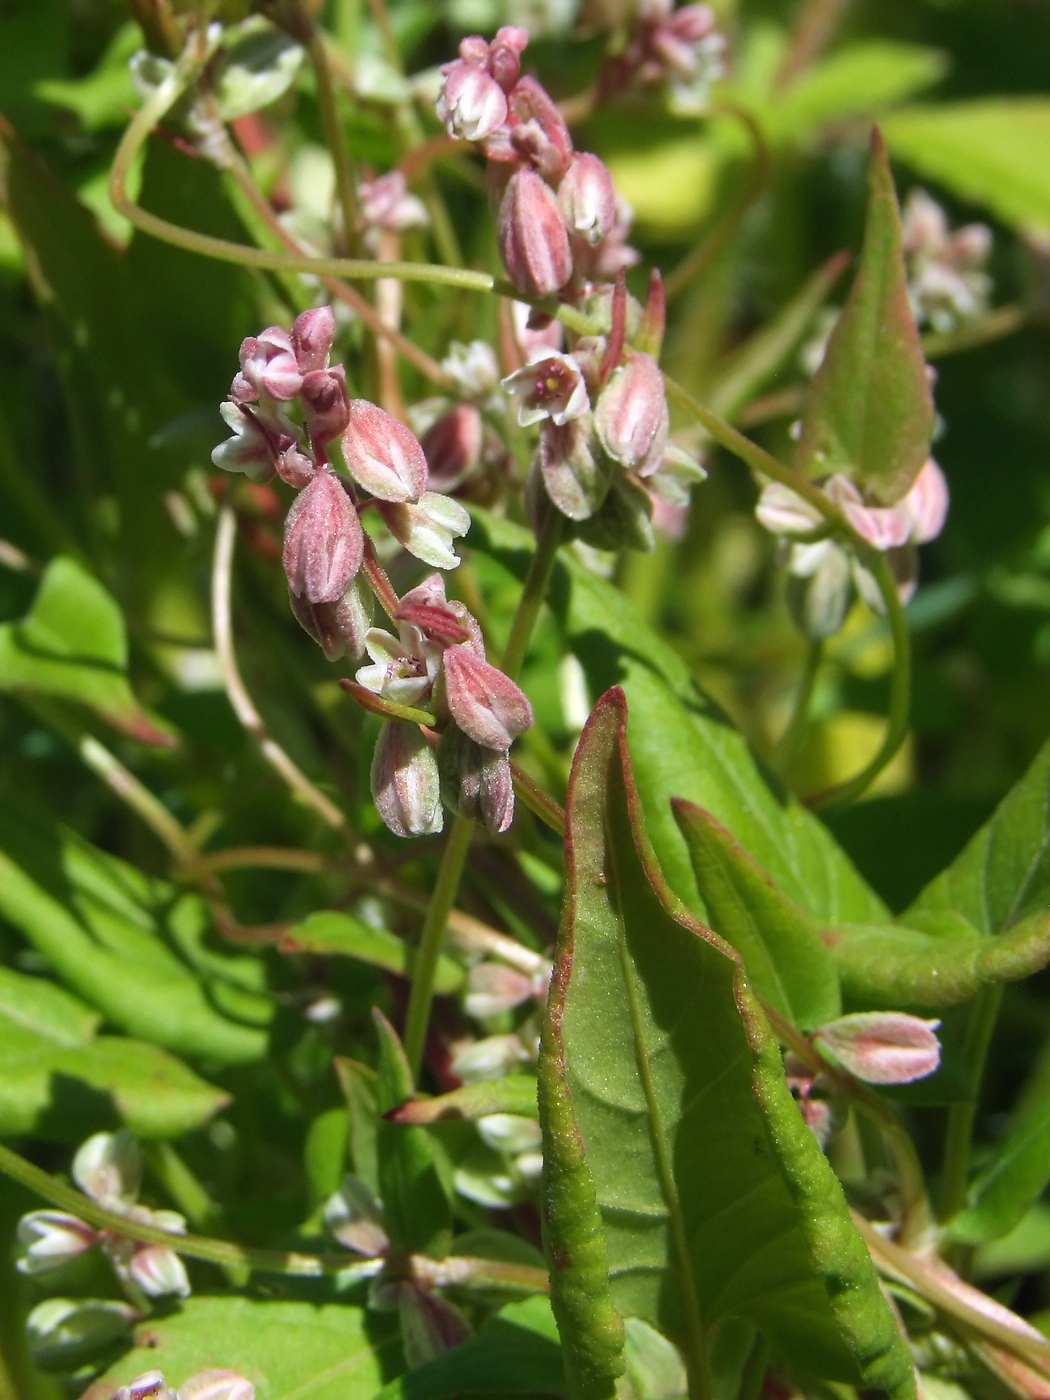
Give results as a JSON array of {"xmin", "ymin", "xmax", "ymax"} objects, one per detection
[
  {"xmin": 596, "ymin": 0, "xmax": 727, "ymax": 114},
  {"xmin": 355, "ymin": 573, "xmax": 532, "ymax": 837},
  {"xmin": 902, "ymin": 188, "xmax": 993, "ymax": 335},
  {"xmin": 755, "ymin": 459, "xmax": 949, "ymax": 639},
  {"xmin": 17, "ymin": 1132, "xmax": 191, "ymax": 1335}
]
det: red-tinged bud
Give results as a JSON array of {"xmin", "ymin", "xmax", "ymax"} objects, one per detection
[
  {"xmin": 237, "ymin": 327, "xmax": 303, "ymax": 401},
  {"xmin": 291, "ymin": 306, "xmax": 335, "ymax": 373},
  {"xmin": 290, "ymin": 573, "xmax": 372, "ymax": 660},
  {"xmin": 420, "ymin": 403, "xmax": 483, "ymax": 491},
  {"xmin": 283, "ymin": 471, "xmax": 364, "ymax": 604},
  {"xmin": 595, "ymin": 353, "xmax": 668, "ymax": 471},
  {"xmin": 275, "ymin": 442, "xmax": 315, "ymax": 490},
  {"xmin": 301, "ymin": 365, "xmax": 350, "ymax": 445},
  {"xmin": 371, "ymin": 720, "xmax": 443, "ymax": 838},
  {"xmin": 464, "ymin": 960, "xmax": 535, "ymax": 1017},
  {"xmin": 639, "ymin": 268, "xmax": 666, "ymax": 357},
  {"xmin": 438, "ymin": 726, "xmax": 516, "ymax": 833},
  {"xmin": 498, "ymin": 169, "xmax": 573, "ymax": 299},
  {"xmin": 458, "ymin": 35, "xmax": 490, "ymax": 64},
  {"xmin": 441, "ymin": 645, "xmax": 533, "ymax": 751},
  {"xmin": 813, "ymin": 1012, "xmax": 941, "ymax": 1085},
  {"xmin": 903, "ymin": 458, "xmax": 949, "ymax": 543},
  {"xmin": 558, "ymin": 154, "xmax": 617, "ymax": 248},
  {"xmin": 179, "ymin": 1369, "xmax": 256, "ymax": 1400},
  {"xmin": 396, "ymin": 601, "xmax": 470, "ymax": 647},
  {"xmin": 598, "ymin": 271, "xmax": 628, "ymax": 386},
  {"xmin": 128, "ymin": 1243, "xmax": 191, "ymax": 1298},
  {"xmin": 342, "ymin": 400, "xmax": 429, "ymax": 502},
  {"xmin": 489, "ymin": 26, "xmax": 529, "ymax": 90},
  {"xmin": 798, "ymin": 1096, "xmax": 832, "ymax": 1148},
  {"xmin": 399, "ymin": 1285, "xmax": 472, "ymax": 1369},
  {"xmin": 508, "ymin": 77, "xmax": 574, "ymax": 185},
  {"xmin": 539, "ymin": 417, "xmax": 608, "ymax": 521},
  {"xmin": 437, "ymin": 61, "xmax": 508, "ymax": 142}
]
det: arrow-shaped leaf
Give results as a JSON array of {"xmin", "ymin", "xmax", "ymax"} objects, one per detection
[{"xmin": 538, "ymin": 688, "xmax": 913, "ymax": 1400}]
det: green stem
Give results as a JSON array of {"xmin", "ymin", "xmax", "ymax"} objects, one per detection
[
  {"xmin": 806, "ymin": 554, "xmax": 911, "ymax": 808},
  {"xmin": 403, "ymin": 814, "xmax": 475, "ymax": 1081},
  {"xmin": 939, "ymin": 984, "xmax": 1003, "ymax": 1225},
  {"xmin": 773, "ymin": 638, "xmax": 822, "ymax": 773},
  {"xmin": 302, "ymin": 16, "xmax": 361, "ymax": 253},
  {"xmin": 500, "ymin": 510, "xmax": 564, "ymax": 683}
]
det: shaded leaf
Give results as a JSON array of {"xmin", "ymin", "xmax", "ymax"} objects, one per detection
[
  {"xmin": 282, "ymin": 912, "xmax": 465, "ymax": 994},
  {"xmin": 0, "ymin": 964, "xmax": 228, "ymax": 1139},
  {"xmin": 771, "ymin": 42, "xmax": 947, "ymax": 144},
  {"xmin": 797, "ymin": 128, "xmax": 934, "ymax": 503},
  {"xmin": 389, "ymin": 1077, "xmax": 539, "ymax": 1125},
  {"xmin": 672, "ymin": 801, "xmax": 840, "ymax": 1028},
  {"xmin": 378, "ymin": 1297, "xmax": 566, "ymax": 1400},
  {"xmin": 374, "ymin": 1010, "xmax": 452, "ymax": 1257},
  {"xmin": 949, "ymin": 1095, "xmax": 1050, "ymax": 1247},
  {"xmin": 84, "ymin": 1296, "xmax": 401, "ymax": 1400},
  {"xmin": 539, "ymin": 688, "xmax": 913, "ymax": 1398},
  {"xmin": 468, "ymin": 510, "xmax": 885, "ymax": 928},
  {"xmin": 0, "ymin": 558, "xmax": 171, "ymax": 745},
  {"xmin": 883, "ymin": 100, "xmax": 1050, "ymax": 231},
  {"xmin": 336, "ymin": 1056, "xmax": 381, "ymax": 1196}
]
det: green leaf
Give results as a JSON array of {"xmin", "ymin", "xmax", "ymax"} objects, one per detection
[
  {"xmin": 672, "ymin": 801, "xmax": 841, "ymax": 1028},
  {"xmin": 388, "ymin": 1076, "xmax": 539, "ymax": 1125},
  {"xmin": 336, "ymin": 1056, "xmax": 381, "ymax": 1196},
  {"xmin": 949, "ymin": 1096, "xmax": 1050, "ymax": 1246},
  {"xmin": 797, "ymin": 128, "xmax": 934, "ymax": 503},
  {"xmin": 378, "ymin": 1297, "xmax": 566, "ymax": 1400},
  {"xmin": 374, "ymin": 1010, "xmax": 452, "ymax": 1257},
  {"xmin": 0, "ymin": 558, "xmax": 171, "ymax": 745},
  {"xmin": 0, "ymin": 809, "xmax": 268, "ymax": 1066},
  {"xmin": 84, "ymin": 1296, "xmax": 400, "ymax": 1400},
  {"xmin": 0, "ymin": 965, "xmax": 228, "ymax": 1139},
  {"xmin": 282, "ymin": 912, "xmax": 465, "ymax": 994},
  {"xmin": 539, "ymin": 688, "xmax": 913, "ymax": 1400},
  {"xmin": 883, "ymin": 100, "xmax": 1050, "ymax": 231},
  {"xmin": 33, "ymin": 21, "xmax": 138, "ymax": 130},
  {"xmin": 770, "ymin": 42, "xmax": 947, "ymax": 144},
  {"xmin": 468, "ymin": 510, "xmax": 886, "ymax": 929},
  {"xmin": 212, "ymin": 19, "xmax": 305, "ymax": 121}
]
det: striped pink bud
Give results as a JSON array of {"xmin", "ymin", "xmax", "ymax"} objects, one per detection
[
  {"xmin": 282, "ymin": 471, "xmax": 363, "ymax": 604},
  {"xmin": 342, "ymin": 400, "xmax": 429, "ymax": 502},
  {"xmin": 498, "ymin": 169, "xmax": 573, "ymax": 299}
]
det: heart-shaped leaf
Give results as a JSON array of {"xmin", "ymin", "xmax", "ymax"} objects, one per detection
[{"xmin": 538, "ymin": 688, "xmax": 913, "ymax": 1400}]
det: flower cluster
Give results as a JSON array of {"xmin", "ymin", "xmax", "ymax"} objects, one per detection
[
  {"xmin": 211, "ymin": 307, "xmax": 470, "ymax": 662},
  {"xmin": 18, "ymin": 1132, "xmax": 190, "ymax": 1316},
  {"xmin": 755, "ymin": 459, "xmax": 949, "ymax": 639},
  {"xmin": 110, "ymin": 1369, "xmax": 254, "ymax": 1400},
  {"xmin": 596, "ymin": 0, "xmax": 727, "ymax": 113},
  {"xmin": 355, "ymin": 574, "xmax": 532, "ymax": 836},
  {"xmin": 902, "ymin": 188, "xmax": 992, "ymax": 335}
]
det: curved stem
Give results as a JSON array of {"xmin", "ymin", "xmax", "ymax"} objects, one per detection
[
  {"xmin": 403, "ymin": 814, "xmax": 475, "ymax": 1081},
  {"xmin": 664, "ymin": 104, "xmax": 771, "ymax": 303},
  {"xmin": 212, "ymin": 507, "xmax": 347, "ymax": 830},
  {"xmin": 773, "ymin": 638, "xmax": 822, "ymax": 773},
  {"xmin": 500, "ymin": 510, "xmax": 565, "ymax": 682},
  {"xmin": 939, "ymin": 984, "xmax": 1003, "ymax": 1226},
  {"xmin": 806, "ymin": 554, "xmax": 911, "ymax": 808}
]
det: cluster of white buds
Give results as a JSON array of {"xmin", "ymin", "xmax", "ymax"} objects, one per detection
[
  {"xmin": 111, "ymin": 1368, "xmax": 254, "ymax": 1400},
  {"xmin": 755, "ymin": 459, "xmax": 949, "ymax": 639},
  {"xmin": 596, "ymin": 0, "xmax": 726, "ymax": 113},
  {"xmin": 212, "ymin": 307, "xmax": 471, "ymax": 662},
  {"xmin": 18, "ymin": 1132, "xmax": 190, "ymax": 1299},
  {"xmin": 902, "ymin": 188, "xmax": 993, "ymax": 335},
  {"xmin": 353, "ymin": 574, "xmax": 532, "ymax": 837}
]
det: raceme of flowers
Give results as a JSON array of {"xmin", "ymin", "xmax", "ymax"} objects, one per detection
[
  {"xmin": 902, "ymin": 188, "xmax": 992, "ymax": 336},
  {"xmin": 755, "ymin": 459, "xmax": 950, "ymax": 640}
]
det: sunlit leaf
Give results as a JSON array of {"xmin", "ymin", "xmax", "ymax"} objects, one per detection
[{"xmin": 282, "ymin": 911, "xmax": 465, "ymax": 994}]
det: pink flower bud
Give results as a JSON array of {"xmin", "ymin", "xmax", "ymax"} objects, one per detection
[
  {"xmin": 359, "ymin": 171, "xmax": 428, "ymax": 236},
  {"xmin": 114, "ymin": 1371, "xmax": 177, "ymax": 1400},
  {"xmin": 420, "ymin": 403, "xmax": 483, "ymax": 491},
  {"xmin": 441, "ymin": 645, "xmax": 533, "ymax": 751},
  {"xmin": 498, "ymin": 169, "xmax": 574, "ymax": 299},
  {"xmin": 128, "ymin": 1243, "xmax": 191, "ymax": 1298},
  {"xmin": 398, "ymin": 1284, "xmax": 471, "ymax": 1369},
  {"xmin": 371, "ymin": 720, "xmax": 443, "ymax": 838},
  {"xmin": 438, "ymin": 61, "xmax": 508, "ymax": 142},
  {"xmin": 283, "ymin": 471, "xmax": 364, "ymax": 604},
  {"xmin": 465, "ymin": 961, "xmax": 535, "ymax": 1018},
  {"xmin": 594, "ymin": 353, "xmax": 668, "ymax": 471},
  {"xmin": 290, "ymin": 573, "xmax": 372, "ymax": 661},
  {"xmin": 438, "ymin": 726, "xmax": 516, "ymax": 833},
  {"xmin": 799, "ymin": 1096, "xmax": 832, "ymax": 1148},
  {"xmin": 324, "ymin": 1175, "xmax": 389, "ymax": 1257},
  {"xmin": 179, "ymin": 1369, "xmax": 256, "ymax": 1400},
  {"xmin": 16, "ymin": 1211, "xmax": 99, "ymax": 1274},
  {"xmin": 237, "ymin": 327, "xmax": 303, "ymax": 401},
  {"xmin": 301, "ymin": 366, "xmax": 350, "ymax": 445},
  {"xmin": 902, "ymin": 458, "xmax": 949, "ymax": 543},
  {"xmin": 508, "ymin": 77, "xmax": 574, "ymax": 185},
  {"xmin": 342, "ymin": 400, "xmax": 428, "ymax": 502},
  {"xmin": 489, "ymin": 26, "xmax": 529, "ymax": 90},
  {"xmin": 291, "ymin": 306, "xmax": 335, "ymax": 373},
  {"xmin": 502, "ymin": 351, "xmax": 590, "ymax": 428},
  {"xmin": 558, "ymin": 154, "xmax": 617, "ymax": 247},
  {"xmin": 275, "ymin": 442, "xmax": 316, "ymax": 490},
  {"xmin": 378, "ymin": 493, "xmax": 470, "ymax": 570},
  {"xmin": 813, "ymin": 1012, "xmax": 942, "ymax": 1085}
]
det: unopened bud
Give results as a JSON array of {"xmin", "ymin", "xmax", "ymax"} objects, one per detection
[
  {"xmin": 283, "ymin": 471, "xmax": 364, "ymax": 604},
  {"xmin": 290, "ymin": 573, "xmax": 372, "ymax": 661},
  {"xmin": 594, "ymin": 354, "xmax": 668, "ymax": 472},
  {"xmin": 441, "ymin": 645, "xmax": 533, "ymax": 751},
  {"xmin": 464, "ymin": 961, "xmax": 535, "ymax": 1018},
  {"xmin": 420, "ymin": 403, "xmax": 483, "ymax": 491},
  {"xmin": 371, "ymin": 720, "xmax": 443, "ymax": 838},
  {"xmin": 237, "ymin": 327, "xmax": 303, "ymax": 401},
  {"xmin": 179, "ymin": 1369, "xmax": 256, "ymax": 1400},
  {"xmin": 754, "ymin": 482, "xmax": 825, "ymax": 539},
  {"xmin": 451, "ymin": 1033, "xmax": 530, "ymax": 1083},
  {"xmin": 73, "ymin": 1130, "xmax": 140, "ymax": 1208},
  {"xmin": 16, "ymin": 1211, "xmax": 98, "ymax": 1274},
  {"xmin": 27, "ymin": 1297, "xmax": 137, "ymax": 1373},
  {"xmin": 902, "ymin": 458, "xmax": 949, "ymax": 543},
  {"xmin": 489, "ymin": 26, "xmax": 529, "ymax": 90},
  {"xmin": 378, "ymin": 492, "xmax": 470, "ymax": 570},
  {"xmin": 558, "ymin": 154, "xmax": 617, "ymax": 247},
  {"xmin": 437, "ymin": 725, "xmax": 516, "ymax": 833},
  {"xmin": 128, "ymin": 1243, "xmax": 191, "ymax": 1298},
  {"xmin": 813, "ymin": 1012, "xmax": 942, "ymax": 1085},
  {"xmin": 301, "ymin": 366, "xmax": 350, "ymax": 445},
  {"xmin": 342, "ymin": 400, "xmax": 429, "ymax": 502},
  {"xmin": 324, "ymin": 1175, "xmax": 389, "ymax": 1257},
  {"xmin": 115, "ymin": 1373, "xmax": 178, "ymax": 1400},
  {"xmin": 438, "ymin": 61, "xmax": 508, "ymax": 142},
  {"xmin": 291, "ymin": 306, "xmax": 335, "ymax": 373},
  {"xmin": 507, "ymin": 77, "xmax": 574, "ymax": 185},
  {"xmin": 498, "ymin": 169, "xmax": 573, "ymax": 299},
  {"xmin": 275, "ymin": 441, "xmax": 316, "ymax": 490},
  {"xmin": 398, "ymin": 1285, "xmax": 472, "ymax": 1369}
]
